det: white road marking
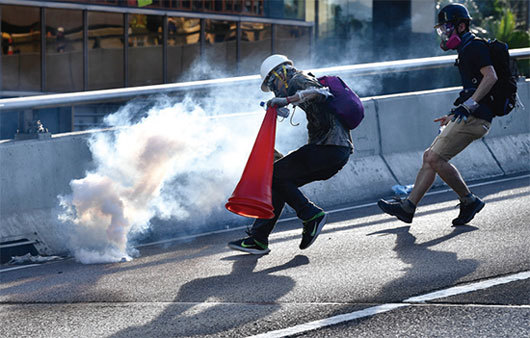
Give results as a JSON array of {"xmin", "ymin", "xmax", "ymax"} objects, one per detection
[
  {"xmin": 248, "ymin": 304, "xmax": 408, "ymax": 338},
  {"xmin": 405, "ymin": 271, "xmax": 530, "ymax": 303},
  {"xmin": 247, "ymin": 271, "xmax": 530, "ymax": 338},
  {"xmin": 0, "ymin": 264, "xmax": 40, "ymax": 273}
]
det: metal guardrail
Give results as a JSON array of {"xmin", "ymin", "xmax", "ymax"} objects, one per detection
[{"xmin": 1, "ymin": 48, "xmax": 529, "ymax": 111}]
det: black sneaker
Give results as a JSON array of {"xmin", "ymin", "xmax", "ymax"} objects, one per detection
[
  {"xmin": 377, "ymin": 198, "xmax": 414, "ymax": 224},
  {"xmin": 452, "ymin": 197, "xmax": 485, "ymax": 226},
  {"xmin": 228, "ymin": 237, "xmax": 270, "ymax": 255},
  {"xmin": 299, "ymin": 211, "xmax": 327, "ymax": 250}
]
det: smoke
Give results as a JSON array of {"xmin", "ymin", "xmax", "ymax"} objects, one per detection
[{"xmin": 58, "ymin": 95, "xmax": 272, "ymax": 264}]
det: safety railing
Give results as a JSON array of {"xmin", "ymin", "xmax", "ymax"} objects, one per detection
[{"xmin": 1, "ymin": 47, "xmax": 529, "ymax": 111}]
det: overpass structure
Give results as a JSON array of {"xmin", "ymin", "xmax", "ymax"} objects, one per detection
[{"xmin": 0, "ymin": 51, "xmax": 529, "ymax": 260}]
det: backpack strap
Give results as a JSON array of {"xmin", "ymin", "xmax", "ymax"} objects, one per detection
[{"xmin": 460, "ymin": 35, "xmax": 479, "ymax": 51}]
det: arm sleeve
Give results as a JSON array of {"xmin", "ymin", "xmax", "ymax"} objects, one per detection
[{"xmin": 288, "ymin": 73, "xmax": 329, "ymax": 103}]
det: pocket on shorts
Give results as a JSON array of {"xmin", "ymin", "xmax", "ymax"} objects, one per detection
[
  {"xmin": 466, "ymin": 116, "xmax": 490, "ymax": 139},
  {"xmin": 481, "ymin": 122, "xmax": 490, "ymax": 136}
]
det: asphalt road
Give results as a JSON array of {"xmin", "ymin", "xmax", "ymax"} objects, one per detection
[{"xmin": 1, "ymin": 175, "xmax": 529, "ymax": 337}]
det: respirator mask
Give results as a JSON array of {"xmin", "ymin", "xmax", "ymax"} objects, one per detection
[
  {"xmin": 267, "ymin": 64, "xmax": 292, "ymax": 96},
  {"xmin": 437, "ymin": 23, "xmax": 461, "ymax": 50}
]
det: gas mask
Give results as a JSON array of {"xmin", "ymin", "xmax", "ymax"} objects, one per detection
[{"xmin": 437, "ymin": 23, "xmax": 461, "ymax": 50}]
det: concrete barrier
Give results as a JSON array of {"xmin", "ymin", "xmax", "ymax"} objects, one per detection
[
  {"xmin": 1, "ymin": 81, "xmax": 528, "ymax": 255},
  {"xmin": 481, "ymin": 79, "xmax": 530, "ymax": 175},
  {"xmin": 0, "ymin": 132, "xmax": 94, "ymax": 254}
]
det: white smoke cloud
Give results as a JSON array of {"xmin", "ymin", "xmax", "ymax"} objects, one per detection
[{"xmin": 58, "ymin": 96, "xmax": 270, "ymax": 264}]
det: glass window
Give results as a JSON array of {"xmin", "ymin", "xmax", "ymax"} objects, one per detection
[
  {"xmin": 315, "ymin": 0, "xmax": 374, "ymax": 65},
  {"xmin": 239, "ymin": 22, "xmax": 271, "ymax": 75},
  {"xmin": 318, "ymin": 0, "xmax": 372, "ymax": 39},
  {"xmin": 284, "ymin": 0, "xmax": 305, "ymax": 20},
  {"xmin": 1, "ymin": 5, "xmax": 41, "ymax": 92},
  {"xmin": 87, "ymin": 11, "xmax": 124, "ymax": 90},
  {"xmin": 203, "ymin": 19, "xmax": 237, "ymax": 76},
  {"xmin": 167, "ymin": 17, "xmax": 200, "ymax": 82},
  {"xmin": 265, "ymin": 0, "xmax": 303, "ymax": 19},
  {"xmin": 128, "ymin": 13, "xmax": 163, "ymax": 86},
  {"xmin": 46, "ymin": 8, "xmax": 83, "ymax": 92},
  {"xmin": 274, "ymin": 25, "xmax": 311, "ymax": 65}
]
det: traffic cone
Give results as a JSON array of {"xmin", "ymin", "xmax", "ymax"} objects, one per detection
[
  {"xmin": 225, "ymin": 106, "xmax": 277, "ymax": 219},
  {"xmin": 7, "ymin": 37, "xmax": 14, "ymax": 55}
]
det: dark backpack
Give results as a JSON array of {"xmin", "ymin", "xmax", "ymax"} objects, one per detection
[
  {"xmin": 317, "ymin": 76, "xmax": 365, "ymax": 130},
  {"xmin": 481, "ymin": 39, "xmax": 518, "ymax": 116}
]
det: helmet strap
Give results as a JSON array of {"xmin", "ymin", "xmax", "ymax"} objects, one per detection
[{"xmin": 271, "ymin": 65, "xmax": 289, "ymax": 89}]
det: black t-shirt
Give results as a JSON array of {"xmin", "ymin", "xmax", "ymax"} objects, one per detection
[{"xmin": 456, "ymin": 36, "xmax": 495, "ymax": 122}]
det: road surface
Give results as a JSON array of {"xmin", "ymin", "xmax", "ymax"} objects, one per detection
[{"xmin": 1, "ymin": 174, "xmax": 529, "ymax": 337}]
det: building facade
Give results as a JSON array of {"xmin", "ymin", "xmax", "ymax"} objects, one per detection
[{"xmin": 0, "ymin": 0, "xmax": 315, "ymax": 95}]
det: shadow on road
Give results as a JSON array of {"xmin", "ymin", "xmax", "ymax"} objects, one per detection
[
  {"xmin": 368, "ymin": 225, "xmax": 479, "ymax": 302},
  {"xmin": 265, "ymin": 189, "xmax": 526, "ymax": 253},
  {"xmin": 111, "ymin": 254, "xmax": 309, "ymax": 337}
]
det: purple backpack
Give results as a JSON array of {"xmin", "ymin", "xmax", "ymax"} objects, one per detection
[{"xmin": 318, "ymin": 76, "xmax": 364, "ymax": 130}]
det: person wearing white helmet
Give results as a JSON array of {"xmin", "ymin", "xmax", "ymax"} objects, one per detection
[
  {"xmin": 56, "ymin": 26, "xmax": 66, "ymax": 53},
  {"xmin": 228, "ymin": 54, "xmax": 353, "ymax": 255}
]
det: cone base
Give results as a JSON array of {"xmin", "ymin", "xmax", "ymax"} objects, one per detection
[{"xmin": 226, "ymin": 196, "xmax": 275, "ymax": 219}]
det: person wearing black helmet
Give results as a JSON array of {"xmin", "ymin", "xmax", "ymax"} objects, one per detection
[{"xmin": 378, "ymin": 3, "xmax": 498, "ymax": 226}]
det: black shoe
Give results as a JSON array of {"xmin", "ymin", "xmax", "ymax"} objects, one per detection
[
  {"xmin": 452, "ymin": 197, "xmax": 485, "ymax": 226},
  {"xmin": 300, "ymin": 211, "xmax": 327, "ymax": 250},
  {"xmin": 228, "ymin": 237, "xmax": 270, "ymax": 255},
  {"xmin": 377, "ymin": 198, "xmax": 414, "ymax": 224}
]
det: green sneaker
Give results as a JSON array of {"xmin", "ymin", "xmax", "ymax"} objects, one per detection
[
  {"xmin": 228, "ymin": 237, "xmax": 270, "ymax": 255},
  {"xmin": 299, "ymin": 211, "xmax": 327, "ymax": 250}
]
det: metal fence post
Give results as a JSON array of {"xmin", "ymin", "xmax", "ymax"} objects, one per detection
[
  {"xmin": 271, "ymin": 24, "xmax": 275, "ymax": 54},
  {"xmin": 124, "ymin": 13, "xmax": 129, "ymax": 87},
  {"xmin": 40, "ymin": 7, "xmax": 46, "ymax": 93},
  {"xmin": 163, "ymin": 15, "xmax": 168, "ymax": 84},
  {"xmin": 83, "ymin": 10, "xmax": 88, "ymax": 91},
  {"xmin": 236, "ymin": 21, "xmax": 241, "ymax": 75}
]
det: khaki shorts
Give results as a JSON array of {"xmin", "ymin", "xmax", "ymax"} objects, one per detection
[{"xmin": 429, "ymin": 116, "xmax": 491, "ymax": 161}]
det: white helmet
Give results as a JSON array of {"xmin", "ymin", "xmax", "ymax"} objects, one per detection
[{"xmin": 260, "ymin": 54, "xmax": 293, "ymax": 92}]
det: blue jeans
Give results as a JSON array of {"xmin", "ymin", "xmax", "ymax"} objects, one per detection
[{"xmin": 248, "ymin": 144, "xmax": 350, "ymax": 244}]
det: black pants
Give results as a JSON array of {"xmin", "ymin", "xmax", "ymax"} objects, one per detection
[{"xmin": 249, "ymin": 144, "xmax": 350, "ymax": 244}]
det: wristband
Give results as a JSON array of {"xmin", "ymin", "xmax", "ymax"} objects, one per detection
[
  {"xmin": 463, "ymin": 97, "xmax": 479, "ymax": 112},
  {"xmin": 286, "ymin": 96, "xmax": 291, "ymax": 104}
]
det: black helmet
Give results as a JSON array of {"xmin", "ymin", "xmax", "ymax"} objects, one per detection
[{"xmin": 436, "ymin": 3, "xmax": 472, "ymax": 27}]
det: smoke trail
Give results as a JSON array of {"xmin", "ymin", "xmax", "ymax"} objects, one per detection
[{"xmin": 58, "ymin": 96, "xmax": 262, "ymax": 264}]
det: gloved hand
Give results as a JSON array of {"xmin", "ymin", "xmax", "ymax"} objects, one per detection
[
  {"xmin": 450, "ymin": 105, "xmax": 470, "ymax": 123},
  {"xmin": 451, "ymin": 97, "xmax": 479, "ymax": 123},
  {"xmin": 267, "ymin": 97, "xmax": 288, "ymax": 108}
]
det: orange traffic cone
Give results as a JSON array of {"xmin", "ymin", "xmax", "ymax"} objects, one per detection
[{"xmin": 225, "ymin": 106, "xmax": 277, "ymax": 219}]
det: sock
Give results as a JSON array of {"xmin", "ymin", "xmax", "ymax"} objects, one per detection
[
  {"xmin": 460, "ymin": 193, "xmax": 476, "ymax": 205},
  {"xmin": 401, "ymin": 199, "xmax": 416, "ymax": 213}
]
